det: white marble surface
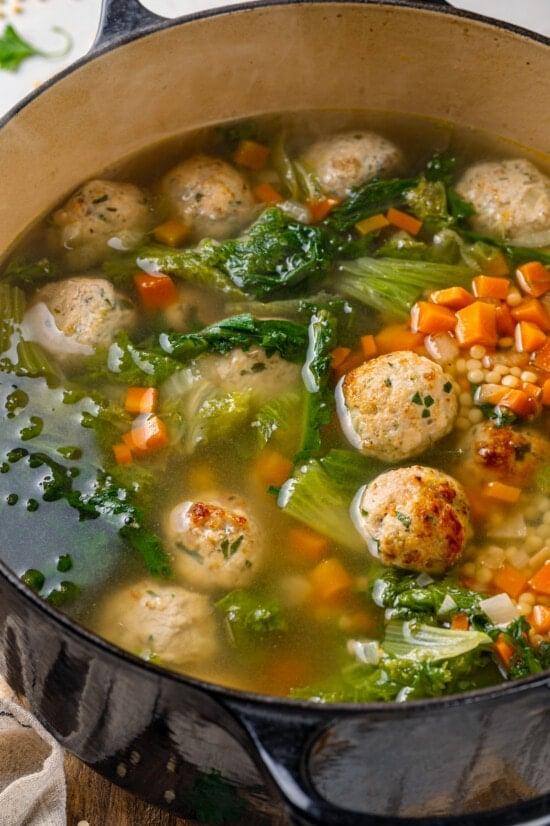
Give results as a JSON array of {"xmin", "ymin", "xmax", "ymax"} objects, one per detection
[{"xmin": 0, "ymin": 0, "xmax": 549, "ymax": 120}]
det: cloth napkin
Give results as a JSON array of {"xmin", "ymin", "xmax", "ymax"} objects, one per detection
[{"xmin": 0, "ymin": 675, "xmax": 66, "ymax": 826}]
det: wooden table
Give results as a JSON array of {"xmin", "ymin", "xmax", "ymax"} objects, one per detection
[{"xmin": 65, "ymin": 753, "xmax": 194, "ymax": 826}]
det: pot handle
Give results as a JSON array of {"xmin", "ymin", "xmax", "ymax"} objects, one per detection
[
  {"xmin": 94, "ymin": 0, "xmax": 167, "ymax": 50},
  {"xmin": 232, "ymin": 705, "xmax": 379, "ymax": 826}
]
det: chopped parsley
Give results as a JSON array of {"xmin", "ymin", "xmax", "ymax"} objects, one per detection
[
  {"xmin": 443, "ymin": 381, "xmax": 453, "ymax": 393},
  {"xmin": 396, "ymin": 511, "xmax": 411, "ymax": 529},
  {"xmin": 220, "ymin": 535, "xmax": 244, "ymax": 559},
  {"xmin": 411, "ymin": 391, "xmax": 422, "ymax": 405}
]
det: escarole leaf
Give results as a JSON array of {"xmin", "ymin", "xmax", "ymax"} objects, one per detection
[
  {"xmin": 382, "ymin": 620, "xmax": 492, "ymax": 661},
  {"xmin": 160, "ymin": 313, "xmax": 309, "ymax": 364},
  {"xmin": 80, "ymin": 332, "xmax": 180, "ymax": 388},
  {"xmin": 336, "ymin": 256, "xmax": 474, "ymax": 319},
  {"xmin": 216, "ymin": 589, "xmax": 287, "ymax": 647},
  {"xmin": 271, "ymin": 134, "xmax": 323, "ymax": 201},
  {"xmin": 296, "ymin": 308, "xmax": 337, "ymax": 461},
  {"xmin": 327, "ymin": 178, "xmax": 417, "ymax": 232},
  {"xmin": 251, "ymin": 390, "xmax": 304, "ymax": 454},
  {"xmin": 278, "ymin": 449, "xmax": 382, "ymax": 550},
  {"xmin": 0, "ymin": 283, "xmax": 59, "ymax": 382}
]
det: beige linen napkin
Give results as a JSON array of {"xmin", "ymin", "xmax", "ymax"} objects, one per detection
[{"xmin": 0, "ymin": 674, "xmax": 66, "ymax": 826}]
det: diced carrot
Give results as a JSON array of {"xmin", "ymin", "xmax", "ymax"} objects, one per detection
[
  {"xmin": 126, "ymin": 414, "xmax": 169, "ymax": 453},
  {"xmin": 533, "ymin": 339, "xmax": 550, "ymax": 372},
  {"xmin": 288, "ymin": 526, "xmax": 329, "ymax": 562},
  {"xmin": 542, "ymin": 379, "xmax": 550, "ymax": 406},
  {"xmin": 153, "ymin": 219, "xmax": 190, "ymax": 247},
  {"xmin": 113, "ymin": 442, "xmax": 132, "ymax": 465},
  {"xmin": 253, "ymin": 182, "xmax": 283, "ymax": 204},
  {"xmin": 516, "ymin": 261, "xmax": 550, "ymax": 297},
  {"xmin": 495, "ymin": 303, "xmax": 516, "ymax": 337},
  {"xmin": 482, "ymin": 250, "xmax": 510, "ymax": 277},
  {"xmin": 410, "ymin": 301, "xmax": 456, "ymax": 335},
  {"xmin": 360, "ymin": 334, "xmax": 378, "ymax": 359},
  {"xmin": 494, "ymin": 634, "xmax": 515, "ymax": 669},
  {"xmin": 528, "ymin": 604, "xmax": 550, "ymax": 634},
  {"xmin": 334, "ymin": 350, "xmax": 365, "ymax": 378},
  {"xmin": 386, "ymin": 207, "xmax": 422, "ymax": 236},
  {"xmin": 330, "ymin": 346, "xmax": 352, "ymax": 370},
  {"xmin": 307, "ymin": 197, "xmax": 340, "ymax": 223},
  {"xmin": 514, "ymin": 321, "xmax": 547, "ymax": 353},
  {"xmin": 133, "ymin": 272, "xmax": 178, "ymax": 310},
  {"xmin": 254, "ymin": 449, "xmax": 292, "ymax": 487},
  {"xmin": 455, "ymin": 301, "xmax": 497, "ymax": 348},
  {"xmin": 472, "ymin": 275, "xmax": 510, "ymax": 300},
  {"xmin": 511, "ymin": 298, "xmax": 550, "ymax": 332},
  {"xmin": 310, "ymin": 558, "xmax": 352, "ymax": 602},
  {"xmin": 522, "ymin": 381, "xmax": 542, "ymax": 401},
  {"xmin": 355, "ymin": 213, "xmax": 389, "ymax": 235},
  {"xmin": 232, "ymin": 139, "xmax": 269, "ymax": 171},
  {"xmin": 375, "ymin": 323, "xmax": 424, "ymax": 354},
  {"xmin": 431, "ymin": 286, "xmax": 474, "ymax": 310},
  {"xmin": 484, "ymin": 482, "xmax": 521, "ymax": 505},
  {"xmin": 451, "ymin": 613, "xmax": 469, "ymax": 631},
  {"xmin": 529, "ymin": 562, "xmax": 550, "ymax": 595},
  {"xmin": 124, "ymin": 387, "xmax": 158, "ymax": 415},
  {"xmin": 498, "ymin": 388, "xmax": 534, "ymax": 418},
  {"xmin": 493, "ymin": 565, "xmax": 530, "ymax": 599}
]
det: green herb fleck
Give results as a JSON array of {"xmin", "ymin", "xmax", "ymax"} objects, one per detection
[
  {"xmin": 443, "ymin": 381, "xmax": 452, "ymax": 393},
  {"xmin": 424, "ymin": 395, "xmax": 434, "ymax": 408},
  {"xmin": 21, "ymin": 568, "xmax": 44, "ymax": 593},
  {"xmin": 411, "ymin": 391, "xmax": 422, "ymax": 405},
  {"xmin": 396, "ymin": 511, "xmax": 411, "ymax": 529},
  {"xmin": 56, "ymin": 554, "xmax": 73, "ymax": 573},
  {"xmin": 0, "ymin": 24, "xmax": 72, "ymax": 72},
  {"xmin": 421, "ymin": 408, "xmax": 431, "ymax": 419}
]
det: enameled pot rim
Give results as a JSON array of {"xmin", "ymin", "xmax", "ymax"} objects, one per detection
[{"xmin": 1, "ymin": 0, "xmax": 549, "ymax": 714}]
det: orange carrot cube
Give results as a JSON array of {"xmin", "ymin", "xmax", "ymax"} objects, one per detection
[
  {"xmin": 514, "ymin": 321, "xmax": 547, "ymax": 353},
  {"xmin": 153, "ymin": 220, "xmax": 190, "ymax": 247},
  {"xmin": 516, "ymin": 261, "xmax": 550, "ymax": 297},
  {"xmin": 125, "ymin": 387, "xmax": 158, "ymax": 415},
  {"xmin": 307, "ymin": 197, "xmax": 340, "ymax": 223},
  {"xmin": 232, "ymin": 139, "xmax": 269, "ymax": 170},
  {"xmin": 253, "ymin": 182, "xmax": 283, "ymax": 204},
  {"xmin": 528, "ymin": 604, "xmax": 550, "ymax": 634},
  {"xmin": 288, "ymin": 526, "xmax": 329, "ymax": 562},
  {"xmin": 484, "ymin": 482, "xmax": 521, "ymax": 505},
  {"xmin": 455, "ymin": 301, "xmax": 497, "ymax": 348},
  {"xmin": 386, "ymin": 207, "xmax": 422, "ymax": 236},
  {"xmin": 113, "ymin": 442, "xmax": 133, "ymax": 465},
  {"xmin": 472, "ymin": 275, "xmax": 510, "ymax": 300},
  {"xmin": 511, "ymin": 298, "xmax": 550, "ymax": 332},
  {"xmin": 360, "ymin": 334, "xmax": 378, "ymax": 359},
  {"xmin": 411, "ymin": 301, "xmax": 456, "ymax": 335},
  {"xmin": 529, "ymin": 562, "xmax": 550, "ymax": 595},
  {"xmin": 355, "ymin": 213, "xmax": 390, "ymax": 235},
  {"xmin": 493, "ymin": 565, "xmax": 530, "ymax": 599},
  {"xmin": 431, "ymin": 286, "xmax": 474, "ymax": 310},
  {"xmin": 134, "ymin": 272, "xmax": 178, "ymax": 310}
]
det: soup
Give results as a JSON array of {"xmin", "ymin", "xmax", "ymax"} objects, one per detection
[{"xmin": 1, "ymin": 112, "xmax": 550, "ymax": 702}]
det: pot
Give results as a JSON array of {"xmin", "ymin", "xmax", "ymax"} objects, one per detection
[{"xmin": 0, "ymin": 2, "xmax": 549, "ymax": 824}]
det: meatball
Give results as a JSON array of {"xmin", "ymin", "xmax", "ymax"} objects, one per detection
[
  {"xmin": 337, "ymin": 351, "xmax": 458, "ymax": 462},
  {"xmin": 457, "ymin": 422, "xmax": 549, "ymax": 488},
  {"xmin": 455, "ymin": 159, "xmax": 550, "ymax": 242},
  {"xmin": 201, "ymin": 346, "xmax": 301, "ymax": 403},
  {"xmin": 301, "ymin": 131, "xmax": 403, "ymax": 198},
  {"xmin": 166, "ymin": 494, "xmax": 263, "ymax": 591},
  {"xmin": 25, "ymin": 277, "xmax": 136, "ymax": 365},
  {"xmin": 353, "ymin": 466, "xmax": 472, "ymax": 574},
  {"xmin": 96, "ymin": 580, "xmax": 219, "ymax": 666},
  {"xmin": 50, "ymin": 179, "xmax": 151, "ymax": 269},
  {"xmin": 161, "ymin": 155, "xmax": 257, "ymax": 241}
]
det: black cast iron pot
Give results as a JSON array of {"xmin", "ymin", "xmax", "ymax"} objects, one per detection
[{"xmin": 0, "ymin": 1, "xmax": 549, "ymax": 824}]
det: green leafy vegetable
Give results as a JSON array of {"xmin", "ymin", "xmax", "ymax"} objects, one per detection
[
  {"xmin": 296, "ymin": 308, "xmax": 337, "ymax": 461},
  {"xmin": 425, "ymin": 152, "xmax": 457, "ymax": 186},
  {"xmin": 327, "ymin": 178, "xmax": 417, "ymax": 232},
  {"xmin": 216, "ymin": 589, "xmax": 287, "ymax": 646},
  {"xmin": 278, "ymin": 449, "xmax": 382, "ymax": 550},
  {"xmin": 251, "ymin": 390, "xmax": 304, "ymax": 454},
  {"xmin": 160, "ymin": 313, "xmax": 309, "ymax": 363},
  {"xmin": 0, "ymin": 283, "xmax": 60, "ymax": 383},
  {"xmin": 0, "ymin": 24, "xmax": 72, "ymax": 72},
  {"xmin": 382, "ymin": 619, "xmax": 492, "ymax": 661},
  {"xmin": 2, "ymin": 257, "xmax": 60, "ymax": 288},
  {"xmin": 271, "ymin": 134, "xmax": 323, "ymax": 201},
  {"xmin": 81, "ymin": 332, "xmax": 180, "ymax": 388},
  {"xmin": 336, "ymin": 256, "xmax": 473, "ymax": 319}
]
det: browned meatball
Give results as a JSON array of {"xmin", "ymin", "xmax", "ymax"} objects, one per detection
[{"xmin": 457, "ymin": 422, "xmax": 549, "ymax": 488}]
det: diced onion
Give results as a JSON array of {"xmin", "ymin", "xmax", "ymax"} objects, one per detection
[
  {"xmin": 279, "ymin": 200, "xmax": 312, "ymax": 224},
  {"xmin": 480, "ymin": 593, "xmax": 519, "ymax": 626},
  {"xmin": 347, "ymin": 639, "xmax": 381, "ymax": 665},
  {"xmin": 424, "ymin": 332, "xmax": 459, "ymax": 365},
  {"xmin": 416, "ymin": 572, "xmax": 434, "ymax": 587},
  {"xmin": 438, "ymin": 594, "xmax": 458, "ymax": 617}
]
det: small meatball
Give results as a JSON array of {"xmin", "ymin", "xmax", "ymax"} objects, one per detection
[
  {"xmin": 457, "ymin": 422, "xmax": 549, "ymax": 488},
  {"xmin": 96, "ymin": 580, "xmax": 219, "ymax": 666},
  {"xmin": 26, "ymin": 277, "xmax": 136, "ymax": 365},
  {"xmin": 337, "ymin": 351, "xmax": 458, "ymax": 462},
  {"xmin": 166, "ymin": 494, "xmax": 262, "ymax": 591},
  {"xmin": 51, "ymin": 180, "xmax": 151, "ymax": 269},
  {"xmin": 301, "ymin": 131, "xmax": 403, "ymax": 198},
  {"xmin": 353, "ymin": 466, "xmax": 472, "ymax": 574},
  {"xmin": 455, "ymin": 159, "xmax": 550, "ymax": 242},
  {"xmin": 161, "ymin": 155, "xmax": 257, "ymax": 241},
  {"xmin": 201, "ymin": 346, "xmax": 301, "ymax": 403}
]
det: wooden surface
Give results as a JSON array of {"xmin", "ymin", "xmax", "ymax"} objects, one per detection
[{"xmin": 65, "ymin": 753, "xmax": 195, "ymax": 826}]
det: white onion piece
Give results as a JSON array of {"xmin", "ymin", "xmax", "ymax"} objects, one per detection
[
  {"xmin": 347, "ymin": 639, "xmax": 381, "ymax": 665},
  {"xmin": 279, "ymin": 200, "xmax": 312, "ymax": 224},
  {"xmin": 424, "ymin": 332, "xmax": 459, "ymax": 365},
  {"xmin": 416, "ymin": 572, "xmax": 434, "ymax": 587},
  {"xmin": 480, "ymin": 593, "xmax": 519, "ymax": 626},
  {"xmin": 438, "ymin": 594, "xmax": 458, "ymax": 617}
]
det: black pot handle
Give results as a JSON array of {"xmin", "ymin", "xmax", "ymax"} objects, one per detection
[
  {"xmin": 231, "ymin": 705, "xmax": 383, "ymax": 826},
  {"xmin": 94, "ymin": 0, "xmax": 167, "ymax": 50}
]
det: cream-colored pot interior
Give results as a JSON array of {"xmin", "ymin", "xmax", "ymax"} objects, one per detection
[{"xmin": 0, "ymin": 2, "xmax": 549, "ymax": 259}]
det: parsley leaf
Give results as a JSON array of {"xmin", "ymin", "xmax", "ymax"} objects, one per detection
[{"xmin": 0, "ymin": 24, "xmax": 72, "ymax": 72}]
